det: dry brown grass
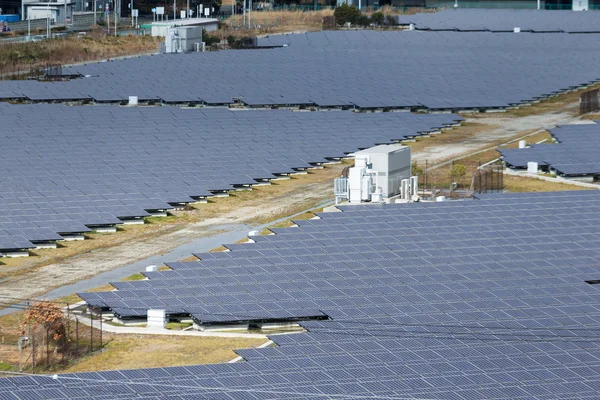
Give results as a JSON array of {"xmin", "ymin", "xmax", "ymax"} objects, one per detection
[
  {"xmin": 221, "ymin": 9, "xmax": 333, "ymax": 37},
  {"xmin": 406, "ymin": 122, "xmax": 499, "ymax": 154},
  {"xmin": 581, "ymin": 113, "xmax": 600, "ymax": 120},
  {"xmin": 498, "ymin": 83, "xmax": 600, "ymax": 118},
  {"xmin": 0, "ymin": 306, "xmax": 266, "ymax": 372},
  {"xmin": 503, "ymin": 175, "xmax": 596, "ymax": 193},
  {"xmin": 0, "ymin": 33, "xmax": 160, "ymax": 75},
  {"xmin": 62, "ymin": 334, "xmax": 266, "ymax": 373}
]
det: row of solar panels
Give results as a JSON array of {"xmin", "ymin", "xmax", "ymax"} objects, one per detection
[
  {"xmin": 80, "ymin": 190, "xmax": 600, "ymax": 323},
  {"xmin": 0, "ymin": 103, "xmax": 461, "ymax": 251},
  {"xmin": 394, "ymin": 9, "xmax": 600, "ymax": 33},
  {"xmin": 0, "ymin": 31, "xmax": 599, "ymax": 110},
  {"xmin": 5, "ymin": 191, "xmax": 597, "ymax": 399},
  {"xmin": 500, "ymin": 122, "xmax": 600, "ymax": 176}
]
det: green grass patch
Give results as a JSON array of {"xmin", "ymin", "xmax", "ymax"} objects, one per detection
[
  {"xmin": 122, "ymin": 272, "xmax": 145, "ymax": 281},
  {"xmin": 166, "ymin": 322, "xmax": 193, "ymax": 330},
  {"xmin": 0, "ymin": 362, "xmax": 16, "ymax": 371}
]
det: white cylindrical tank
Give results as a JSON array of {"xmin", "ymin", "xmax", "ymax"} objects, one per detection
[
  {"xmin": 128, "ymin": 96, "xmax": 138, "ymax": 106},
  {"xmin": 527, "ymin": 161, "xmax": 538, "ymax": 174},
  {"xmin": 518, "ymin": 140, "xmax": 526, "ymax": 149},
  {"xmin": 361, "ymin": 175, "xmax": 372, "ymax": 201},
  {"xmin": 410, "ymin": 176, "xmax": 418, "ymax": 196},
  {"xmin": 145, "ymin": 265, "xmax": 157, "ymax": 272}
]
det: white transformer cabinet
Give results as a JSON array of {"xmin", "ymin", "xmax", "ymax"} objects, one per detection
[{"xmin": 354, "ymin": 144, "xmax": 411, "ymax": 199}]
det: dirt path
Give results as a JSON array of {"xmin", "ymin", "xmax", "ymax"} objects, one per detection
[
  {"xmin": 0, "ymin": 169, "xmax": 342, "ymax": 303},
  {"xmin": 0, "ymin": 93, "xmax": 592, "ymax": 303},
  {"xmin": 413, "ymin": 103, "xmax": 584, "ymax": 166}
]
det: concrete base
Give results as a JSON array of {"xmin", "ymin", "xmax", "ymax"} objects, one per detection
[
  {"xmin": 60, "ymin": 234, "xmax": 85, "ymax": 241},
  {"xmin": 121, "ymin": 219, "xmax": 145, "ymax": 225},
  {"xmin": 112, "ymin": 317, "xmax": 148, "ymax": 326},
  {"xmin": 34, "ymin": 242, "xmax": 58, "ymax": 249},
  {"xmin": 564, "ymin": 176, "xmax": 595, "ymax": 183},
  {"xmin": 147, "ymin": 211, "xmax": 168, "ymax": 217},
  {"xmin": 2, "ymin": 251, "xmax": 30, "ymax": 258},
  {"xmin": 256, "ymin": 321, "xmax": 300, "ymax": 329},
  {"xmin": 194, "ymin": 323, "xmax": 249, "ymax": 332},
  {"xmin": 93, "ymin": 226, "xmax": 118, "ymax": 233}
]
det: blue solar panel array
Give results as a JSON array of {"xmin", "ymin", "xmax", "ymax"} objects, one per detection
[
  {"xmin": 500, "ymin": 122, "xmax": 600, "ymax": 176},
  {"xmin": 3, "ymin": 191, "xmax": 600, "ymax": 399},
  {"xmin": 1, "ymin": 31, "xmax": 600, "ymax": 109},
  {"xmin": 0, "ymin": 103, "xmax": 459, "ymax": 251},
  {"xmin": 394, "ymin": 9, "xmax": 600, "ymax": 33}
]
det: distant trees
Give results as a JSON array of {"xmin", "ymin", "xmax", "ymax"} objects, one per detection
[
  {"xmin": 334, "ymin": 4, "xmax": 361, "ymax": 25},
  {"xmin": 333, "ymin": 4, "xmax": 396, "ymax": 27}
]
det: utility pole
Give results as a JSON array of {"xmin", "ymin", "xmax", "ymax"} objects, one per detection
[
  {"xmin": 114, "ymin": 0, "xmax": 117, "ymax": 37},
  {"xmin": 93, "ymin": 0, "xmax": 96, "ymax": 25},
  {"xmin": 130, "ymin": 0, "xmax": 133, "ymax": 26},
  {"xmin": 186, "ymin": 0, "xmax": 189, "ymax": 17},
  {"xmin": 173, "ymin": 0, "xmax": 176, "ymax": 20}
]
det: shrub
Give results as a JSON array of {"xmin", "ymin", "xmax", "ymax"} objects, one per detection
[
  {"xmin": 354, "ymin": 14, "xmax": 371, "ymax": 27},
  {"xmin": 202, "ymin": 28, "xmax": 220, "ymax": 46},
  {"xmin": 370, "ymin": 11, "xmax": 384, "ymax": 25},
  {"xmin": 384, "ymin": 15, "xmax": 397, "ymax": 26},
  {"xmin": 334, "ymin": 3, "xmax": 361, "ymax": 26},
  {"xmin": 451, "ymin": 163, "xmax": 467, "ymax": 178}
]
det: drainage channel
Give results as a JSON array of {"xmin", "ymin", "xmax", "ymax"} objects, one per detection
[{"xmin": 0, "ymin": 199, "xmax": 335, "ymax": 316}]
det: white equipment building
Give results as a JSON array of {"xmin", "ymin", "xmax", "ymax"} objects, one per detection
[
  {"xmin": 335, "ymin": 144, "xmax": 418, "ymax": 204},
  {"xmin": 165, "ymin": 25, "xmax": 203, "ymax": 53}
]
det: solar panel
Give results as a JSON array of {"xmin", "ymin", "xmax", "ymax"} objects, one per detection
[
  {"xmin": 0, "ymin": 103, "xmax": 459, "ymax": 250},
  {"xmin": 500, "ymin": 123, "xmax": 600, "ymax": 176},
  {"xmin": 0, "ymin": 31, "xmax": 599, "ymax": 110},
  {"xmin": 3, "ymin": 191, "xmax": 600, "ymax": 399},
  {"xmin": 395, "ymin": 9, "xmax": 600, "ymax": 33}
]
